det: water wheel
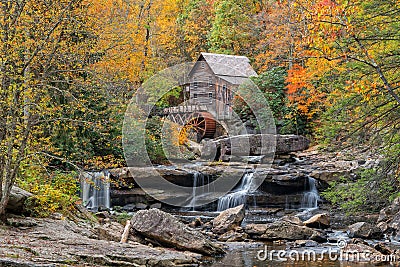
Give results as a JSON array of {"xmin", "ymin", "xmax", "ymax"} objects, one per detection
[{"xmin": 180, "ymin": 112, "xmax": 216, "ymax": 143}]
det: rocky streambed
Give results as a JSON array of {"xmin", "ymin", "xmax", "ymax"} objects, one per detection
[
  {"xmin": 1, "ymin": 200, "xmax": 400, "ymax": 267},
  {"xmin": 2, "ymin": 143, "xmax": 399, "ymax": 266}
]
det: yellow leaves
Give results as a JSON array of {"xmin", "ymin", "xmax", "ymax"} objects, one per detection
[
  {"xmin": 86, "ymin": 154, "xmax": 124, "ymax": 169},
  {"xmin": 178, "ymin": 124, "xmax": 191, "ymax": 146},
  {"xmin": 345, "ymin": 79, "xmax": 381, "ymax": 103},
  {"xmin": 88, "ymin": 0, "xmax": 182, "ymax": 84}
]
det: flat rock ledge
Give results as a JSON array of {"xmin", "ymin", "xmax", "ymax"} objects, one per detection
[{"xmin": 0, "ymin": 216, "xmax": 201, "ymax": 267}]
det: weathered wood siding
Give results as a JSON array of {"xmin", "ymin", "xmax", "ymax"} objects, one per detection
[{"xmin": 188, "ymin": 59, "xmax": 233, "ymax": 119}]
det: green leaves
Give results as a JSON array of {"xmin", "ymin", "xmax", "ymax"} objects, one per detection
[
  {"xmin": 321, "ymin": 168, "xmax": 398, "ymax": 214},
  {"xmin": 209, "ymin": 0, "xmax": 258, "ymax": 55}
]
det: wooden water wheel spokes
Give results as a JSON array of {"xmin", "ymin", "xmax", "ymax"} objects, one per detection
[{"xmin": 181, "ymin": 112, "xmax": 216, "ymax": 142}]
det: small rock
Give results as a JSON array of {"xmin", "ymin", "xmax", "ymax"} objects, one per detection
[
  {"xmin": 212, "ymin": 205, "xmax": 245, "ymax": 234},
  {"xmin": 217, "ymin": 230, "xmax": 248, "ymax": 242},
  {"xmin": 150, "ymin": 203, "xmax": 162, "ymax": 209},
  {"xmin": 189, "ymin": 217, "xmax": 203, "ymax": 228},
  {"xmin": 378, "ymin": 197, "xmax": 400, "ymax": 223},
  {"xmin": 310, "ymin": 230, "xmax": 328, "ymax": 243},
  {"xmin": 122, "ymin": 204, "xmax": 136, "ymax": 212},
  {"xmin": 244, "ymin": 224, "xmax": 269, "ymax": 235},
  {"xmin": 234, "ymin": 226, "xmax": 243, "ymax": 232},
  {"xmin": 374, "ymin": 242, "xmax": 393, "ymax": 255},
  {"xmin": 95, "ymin": 211, "xmax": 110, "ymax": 219},
  {"xmin": 303, "ymin": 213, "xmax": 330, "ymax": 229},
  {"xmin": 347, "ymin": 222, "xmax": 383, "ymax": 239},
  {"xmin": 50, "ymin": 213, "xmax": 64, "ymax": 220},
  {"xmin": 205, "ymin": 231, "xmax": 216, "ymax": 239},
  {"xmin": 273, "ymin": 240, "xmax": 286, "ymax": 245},
  {"xmin": 293, "ymin": 240, "xmax": 318, "ymax": 247},
  {"xmin": 377, "ymin": 221, "xmax": 389, "ymax": 232},
  {"xmin": 135, "ymin": 203, "xmax": 148, "ymax": 210},
  {"xmin": 282, "ymin": 215, "xmax": 303, "ymax": 226},
  {"xmin": 351, "ymin": 238, "xmax": 370, "ymax": 246}
]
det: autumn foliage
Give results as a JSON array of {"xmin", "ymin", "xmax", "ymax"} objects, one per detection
[{"xmin": 0, "ymin": 0, "xmax": 399, "ymax": 218}]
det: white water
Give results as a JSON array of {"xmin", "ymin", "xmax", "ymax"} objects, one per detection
[
  {"xmin": 81, "ymin": 171, "xmax": 111, "ymax": 211},
  {"xmin": 301, "ymin": 176, "xmax": 320, "ymax": 210},
  {"xmin": 189, "ymin": 172, "xmax": 204, "ymax": 210},
  {"xmin": 217, "ymin": 172, "xmax": 254, "ymax": 211},
  {"xmin": 188, "ymin": 172, "xmax": 214, "ymax": 210}
]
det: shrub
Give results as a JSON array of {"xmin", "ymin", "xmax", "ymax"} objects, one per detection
[
  {"xmin": 322, "ymin": 168, "xmax": 399, "ymax": 214},
  {"xmin": 18, "ymin": 167, "xmax": 79, "ymax": 217}
]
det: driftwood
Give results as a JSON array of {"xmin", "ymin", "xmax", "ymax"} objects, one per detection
[{"xmin": 120, "ymin": 220, "xmax": 131, "ymax": 243}]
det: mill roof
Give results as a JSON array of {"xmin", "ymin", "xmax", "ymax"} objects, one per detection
[{"xmin": 189, "ymin": 53, "xmax": 258, "ymax": 85}]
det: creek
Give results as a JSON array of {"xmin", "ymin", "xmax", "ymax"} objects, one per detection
[{"xmin": 79, "ymin": 150, "xmax": 391, "ymax": 267}]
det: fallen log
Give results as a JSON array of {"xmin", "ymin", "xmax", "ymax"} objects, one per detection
[{"xmin": 120, "ymin": 220, "xmax": 131, "ymax": 243}]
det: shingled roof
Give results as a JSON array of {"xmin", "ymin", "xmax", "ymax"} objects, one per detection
[{"xmin": 189, "ymin": 53, "xmax": 257, "ymax": 85}]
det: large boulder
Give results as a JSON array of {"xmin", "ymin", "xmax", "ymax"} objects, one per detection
[
  {"xmin": 303, "ymin": 213, "xmax": 330, "ymax": 229},
  {"xmin": 245, "ymin": 221, "xmax": 316, "ymax": 240},
  {"xmin": 6, "ymin": 187, "xmax": 33, "ymax": 214},
  {"xmin": 212, "ymin": 204, "xmax": 245, "ymax": 234},
  {"xmin": 276, "ymin": 135, "xmax": 310, "ymax": 154},
  {"xmin": 342, "ymin": 243, "xmax": 386, "ymax": 263},
  {"xmin": 130, "ymin": 209, "xmax": 225, "ymax": 256},
  {"xmin": 347, "ymin": 222, "xmax": 383, "ymax": 239},
  {"xmin": 213, "ymin": 134, "xmax": 310, "ymax": 159}
]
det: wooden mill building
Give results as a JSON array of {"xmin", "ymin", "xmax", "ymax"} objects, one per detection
[{"xmin": 165, "ymin": 52, "xmax": 258, "ymax": 140}]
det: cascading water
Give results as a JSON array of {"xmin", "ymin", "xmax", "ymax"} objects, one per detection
[
  {"xmin": 81, "ymin": 171, "xmax": 111, "ymax": 211},
  {"xmin": 217, "ymin": 172, "xmax": 254, "ymax": 211},
  {"xmin": 188, "ymin": 171, "xmax": 213, "ymax": 211},
  {"xmin": 301, "ymin": 176, "xmax": 320, "ymax": 210},
  {"xmin": 189, "ymin": 172, "xmax": 204, "ymax": 210}
]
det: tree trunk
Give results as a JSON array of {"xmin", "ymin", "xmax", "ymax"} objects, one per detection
[{"xmin": 0, "ymin": 190, "xmax": 10, "ymax": 223}]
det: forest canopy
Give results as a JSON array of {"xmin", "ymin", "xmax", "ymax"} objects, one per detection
[{"xmin": 0, "ymin": 0, "xmax": 399, "ymax": 218}]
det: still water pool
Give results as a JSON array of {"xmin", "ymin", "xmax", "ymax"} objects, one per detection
[{"xmin": 203, "ymin": 242, "xmax": 386, "ymax": 267}]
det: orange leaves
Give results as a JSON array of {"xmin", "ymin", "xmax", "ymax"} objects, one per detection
[
  {"xmin": 319, "ymin": 0, "xmax": 336, "ymax": 7},
  {"xmin": 286, "ymin": 64, "xmax": 325, "ymax": 118},
  {"xmin": 286, "ymin": 65, "xmax": 310, "ymax": 97}
]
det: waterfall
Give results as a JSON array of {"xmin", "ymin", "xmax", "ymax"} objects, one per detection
[
  {"xmin": 188, "ymin": 171, "xmax": 214, "ymax": 211},
  {"xmin": 217, "ymin": 172, "xmax": 254, "ymax": 211},
  {"xmin": 189, "ymin": 172, "xmax": 205, "ymax": 210},
  {"xmin": 301, "ymin": 177, "xmax": 320, "ymax": 210},
  {"xmin": 81, "ymin": 171, "xmax": 111, "ymax": 211}
]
